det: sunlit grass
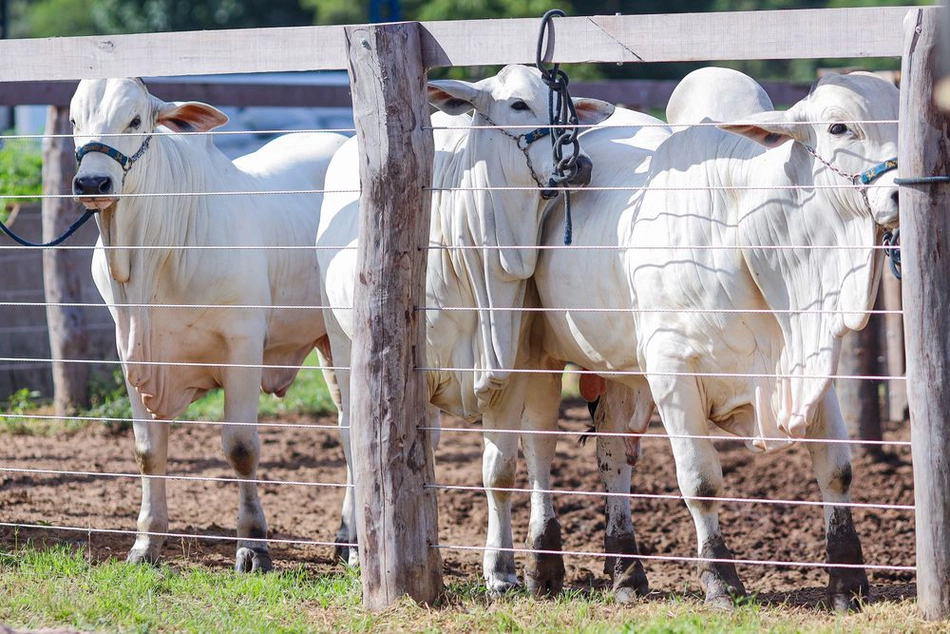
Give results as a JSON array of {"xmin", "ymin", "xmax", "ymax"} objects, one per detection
[{"xmin": 0, "ymin": 543, "xmax": 936, "ymax": 634}]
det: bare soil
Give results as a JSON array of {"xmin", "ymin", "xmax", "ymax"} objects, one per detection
[{"xmin": 0, "ymin": 400, "xmax": 916, "ymax": 607}]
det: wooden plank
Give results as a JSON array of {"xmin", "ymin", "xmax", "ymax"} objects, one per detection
[
  {"xmin": 899, "ymin": 7, "xmax": 950, "ymax": 621},
  {"xmin": 420, "ymin": 7, "xmax": 912, "ymax": 67},
  {"xmin": 41, "ymin": 106, "xmax": 89, "ymax": 414},
  {"xmin": 0, "ymin": 7, "xmax": 914, "ymax": 81},
  {"xmin": 345, "ymin": 21, "xmax": 442, "ymax": 609}
]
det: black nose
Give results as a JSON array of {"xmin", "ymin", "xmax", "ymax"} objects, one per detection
[
  {"xmin": 73, "ymin": 175, "xmax": 113, "ymax": 196},
  {"xmin": 568, "ymin": 155, "xmax": 593, "ymax": 187},
  {"xmin": 891, "ymin": 189, "xmax": 900, "ymax": 207}
]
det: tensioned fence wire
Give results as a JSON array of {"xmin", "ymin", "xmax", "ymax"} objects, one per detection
[{"xmin": 0, "ymin": 118, "xmax": 913, "ymax": 577}]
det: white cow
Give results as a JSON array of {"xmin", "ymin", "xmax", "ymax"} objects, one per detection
[
  {"xmin": 666, "ymin": 66, "xmax": 774, "ymax": 128},
  {"xmin": 70, "ymin": 78, "xmax": 348, "ymax": 572},
  {"xmin": 317, "ymin": 64, "xmax": 614, "ymax": 594},
  {"xmin": 526, "ymin": 71, "xmax": 899, "ymax": 610}
]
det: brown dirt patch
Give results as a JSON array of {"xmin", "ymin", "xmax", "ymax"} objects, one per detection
[{"xmin": 0, "ymin": 400, "xmax": 915, "ymax": 606}]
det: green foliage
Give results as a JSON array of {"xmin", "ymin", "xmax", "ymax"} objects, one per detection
[
  {"xmin": 0, "ymin": 388, "xmax": 43, "ymax": 434},
  {"xmin": 0, "ymin": 135, "xmax": 42, "ymax": 213}
]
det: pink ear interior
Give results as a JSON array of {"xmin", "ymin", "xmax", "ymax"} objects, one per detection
[
  {"xmin": 157, "ymin": 103, "xmax": 228, "ymax": 133},
  {"xmin": 719, "ymin": 124, "xmax": 792, "ymax": 148}
]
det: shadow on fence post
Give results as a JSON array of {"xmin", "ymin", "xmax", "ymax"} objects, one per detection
[
  {"xmin": 900, "ymin": 6, "xmax": 950, "ymax": 621},
  {"xmin": 344, "ymin": 21, "xmax": 443, "ymax": 609},
  {"xmin": 42, "ymin": 105, "xmax": 90, "ymax": 415}
]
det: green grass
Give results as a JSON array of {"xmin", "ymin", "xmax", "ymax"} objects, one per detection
[{"xmin": 0, "ymin": 544, "xmax": 937, "ymax": 633}]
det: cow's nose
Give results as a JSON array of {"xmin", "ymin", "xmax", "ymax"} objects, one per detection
[
  {"xmin": 891, "ymin": 189, "xmax": 899, "ymax": 207},
  {"xmin": 73, "ymin": 175, "xmax": 113, "ymax": 196},
  {"xmin": 568, "ymin": 155, "xmax": 594, "ymax": 187}
]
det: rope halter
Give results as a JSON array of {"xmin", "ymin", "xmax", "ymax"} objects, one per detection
[
  {"xmin": 477, "ymin": 111, "xmax": 551, "ymax": 191},
  {"xmin": 75, "ymin": 134, "xmax": 153, "ymax": 184},
  {"xmin": 800, "ymin": 143, "xmax": 897, "ymax": 214}
]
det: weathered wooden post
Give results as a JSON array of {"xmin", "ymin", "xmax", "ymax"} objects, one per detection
[
  {"xmin": 344, "ymin": 21, "xmax": 443, "ymax": 608},
  {"xmin": 900, "ymin": 6, "xmax": 950, "ymax": 620},
  {"xmin": 42, "ymin": 105, "xmax": 90, "ymax": 414}
]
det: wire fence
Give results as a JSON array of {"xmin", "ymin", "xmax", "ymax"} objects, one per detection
[{"xmin": 0, "ymin": 111, "xmax": 914, "ymax": 593}]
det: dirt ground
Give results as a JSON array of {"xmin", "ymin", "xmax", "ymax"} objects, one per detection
[{"xmin": 0, "ymin": 399, "xmax": 916, "ymax": 607}]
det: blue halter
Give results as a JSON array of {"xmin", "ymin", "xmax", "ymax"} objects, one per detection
[
  {"xmin": 858, "ymin": 158, "xmax": 899, "ymax": 185},
  {"xmin": 75, "ymin": 134, "xmax": 153, "ymax": 179}
]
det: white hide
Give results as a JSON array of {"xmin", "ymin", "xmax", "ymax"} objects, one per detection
[
  {"xmin": 316, "ymin": 64, "xmax": 615, "ymax": 590},
  {"xmin": 535, "ymin": 72, "xmax": 900, "ymax": 450},
  {"xmin": 72, "ymin": 79, "xmax": 347, "ymax": 418},
  {"xmin": 666, "ymin": 66, "xmax": 775, "ymax": 129},
  {"xmin": 71, "ymin": 78, "xmax": 348, "ymax": 570}
]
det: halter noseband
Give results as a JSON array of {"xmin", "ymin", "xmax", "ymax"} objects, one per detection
[
  {"xmin": 477, "ymin": 111, "xmax": 552, "ymax": 193},
  {"xmin": 75, "ymin": 134, "xmax": 153, "ymax": 181}
]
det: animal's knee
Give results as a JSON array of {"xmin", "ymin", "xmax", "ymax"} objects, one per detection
[
  {"xmin": 680, "ymin": 473, "xmax": 720, "ymax": 514},
  {"xmin": 224, "ymin": 439, "xmax": 259, "ymax": 475},
  {"xmin": 133, "ymin": 444, "xmax": 162, "ymax": 474},
  {"xmin": 827, "ymin": 465, "xmax": 853, "ymax": 496}
]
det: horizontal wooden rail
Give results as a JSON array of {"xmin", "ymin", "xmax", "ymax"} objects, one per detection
[
  {"xmin": 0, "ymin": 78, "xmax": 812, "ymax": 108},
  {"xmin": 0, "ymin": 7, "xmax": 914, "ymax": 82}
]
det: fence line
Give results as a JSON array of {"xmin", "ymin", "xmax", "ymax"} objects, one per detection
[{"xmin": 0, "ymin": 5, "xmax": 924, "ymax": 614}]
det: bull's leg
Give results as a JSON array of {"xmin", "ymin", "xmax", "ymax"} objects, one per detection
[
  {"xmin": 222, "ymin": 361, "xmax": 271, "ymax": 573},
  {"xmin": 127, "ymin": 380, "xmax": 169, "ymax": 565},
  {"xmin": 595, "ymin": 382, "xmax": 651, "ymax": 602},
  {"xmin": 482, "ymin": 387, "xmax": 523, "ymax": 595},
  {"xmin": 807, "ymin": 388, "xmax": 868, "ymax": 612},
  {"xmin": 520, "ymin": 370, "xmax": 565, "ymax": 596},
  {"xmin": 651, "ymin": 374, "xmax": 745, "ymax": 608}
]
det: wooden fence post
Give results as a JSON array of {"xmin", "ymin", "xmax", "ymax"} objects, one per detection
[
  {"xmin": 900, "ymin": 6, "xmax": 950, "ymax": 620},
  {"xmin": 42, "ymin": 105, "xmax": 90, "ymax": 415},
  {"xmin": 838, "ymin": 314, "xmax": 883, "ymax": 458},
  {"xmin": 344, "ymin": 21, "xmax": 443, "ymax": 609}
]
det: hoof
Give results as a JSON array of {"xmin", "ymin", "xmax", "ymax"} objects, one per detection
[
  {"xmin": 827, "ymin": 592, "xmax": 865, "ymax": 614},
  {"xmin": 612, "ymin": 561, "xmax": 650, "ymax": 603},
  {"xmin": 485, "ymin": 575, "xmax": 521, "ymax": 597},
  {"xmin": 525, "ymin": 568, "xmax": 564, "ymax": 598},
  {"xmin": 126, "ymin": 545, "xmax": 161, "ymax": 565},
  {"xmin": 235, "ymin": 547, "xmax": 272, "ymax": 573},
  {"xmin": 704, "ymin": 593, "xmax": 738, "ymax": 611}
]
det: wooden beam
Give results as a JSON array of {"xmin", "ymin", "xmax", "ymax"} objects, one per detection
[
  {"xmin": 899, "ymin": 7, "xmax": 950, "ymax": 621},
  {"xmin": 0, "ymin": 7, "xmax": 913, "ymax": 82},
  {"xmin": 345, "ymin": 21, "xmax": 442, "ymax": 609},
  {"xmin": 0, "ymin": 80, "xmax": 353, "ymax": 107}
]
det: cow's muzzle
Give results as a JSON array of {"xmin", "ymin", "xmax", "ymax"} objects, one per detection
[{"xmin": 73, "ymin": 175, "xmax": 117, "ymax": 210}]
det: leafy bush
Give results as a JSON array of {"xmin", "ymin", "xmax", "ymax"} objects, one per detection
[{"xmin": 0, "ymin": 134, "xmax": 43, "ymax": 219}]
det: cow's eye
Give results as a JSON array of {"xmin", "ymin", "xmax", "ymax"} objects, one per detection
[
  {"xmin": 129, "ymin": 116, "xmax": 142, "ymax": 130},
  {"xmin": 69, "ymin": 118, "xmax": 76, "ymax": 128},
  {"xmin": 511, "ymin": 100, "xmax": 530, "ymax": 112},
  {"xmin": 828, "ymin": 123, "xmax": 849, "ymax": 136}
]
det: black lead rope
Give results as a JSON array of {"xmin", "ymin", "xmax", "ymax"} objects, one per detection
[
  {"xmin": 0, "ymin": 208, "xmax": 98, "ymax": 248},
  {"xmin": 536, "ymin": 8, "xmax": 581, "ymax": 245},
  {"xmin": 882, "ymin": 228, "xmax": 901, "ymax": 280}
]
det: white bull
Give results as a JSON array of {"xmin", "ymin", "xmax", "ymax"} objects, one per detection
[
  {"xmin": 526, "ymin": 71, "xmax": 899, "ymax": 610},
  {"xmin": 316, "ymin": 64, "xmax": 614, "ymax": 594},
  {"xmin": 70, "ymin": 78, "xmax": 348, "ymax": 572}
]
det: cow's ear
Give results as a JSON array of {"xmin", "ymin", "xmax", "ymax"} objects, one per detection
[
  {"xmin": 719, "ymin": 110, "xmax": 805, "ymax": 148},
  {"xmin": 427, "ymin": 79, "xmax": 482, "ymax": 115},
  {"xmin": 573, "ymin": 98, "xmax": 615, "ymax": 127},
  {"xmin": 154, "ymin": 99, "xmax": 228, "ymax": 132}
]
